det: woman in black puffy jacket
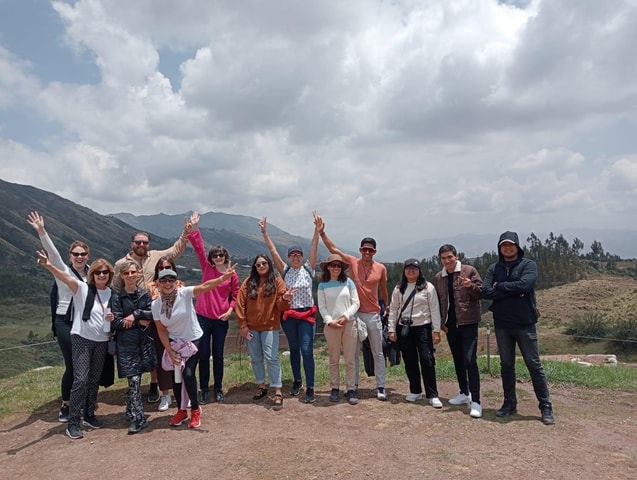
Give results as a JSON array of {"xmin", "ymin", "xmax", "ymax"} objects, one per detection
[{"xmin": 111, "ymin": 259, "xmax": 155, "ymax": 434}]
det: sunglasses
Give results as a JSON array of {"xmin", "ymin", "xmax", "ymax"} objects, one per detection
[
  {"xmin": 94, "ymin": 269, "xmax": 110, "ymax": 276},
  {"xmin": 289, "ymin": 253, "xmax": 303, "ymax": 258},
  {"xmin": 255, "ymin": 262, "xmax": 268, "ymax": 267},
  {"xmin": 133, "ymin": 240, "xmax": 149, "ymax": 246},
  {"xmin": 211, "ymin": 253, "xmax": 225, "ymax": 259},
  {"xmin": 328, "ymin": 263, "xmax": 342, "ymax": 268},
  {"xmin": 360, "ymin": 247, "xmax": 376, "ymax": 254},
  {"xmin": 70, "ymin": 252, "xmax": 88, "ymax": 257},
  {"xmin": 122, "ymin": 271, "xmax": 138, "ymax": 276},
  {"xmin": 158, "ymin": 265, "xmax": 173, "ymax": 270},
  {"xmin": 158, "ymin": 277, "xmax": 177, "ymax": 284}
]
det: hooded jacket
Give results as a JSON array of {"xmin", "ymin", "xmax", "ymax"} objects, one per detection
[{"xmin": 481, "ymin": 231, "xmax": 539, "ymax": 328}]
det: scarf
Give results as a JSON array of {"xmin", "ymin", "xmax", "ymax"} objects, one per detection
[{"xmin": 160, "ymin": 290, "xmax": 178, "ymax": 320}]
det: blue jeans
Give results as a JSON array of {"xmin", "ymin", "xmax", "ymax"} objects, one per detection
[
  {"xmin": 397, "ymin": 323, "xmax": 438, "ymax": 398},
  {"xmin": 280, "ymin": 316, "xmax": 315, "ymax": 388},
  {"xmin": 495, "ymin": 323, "xmax": 551, "ymax": 409},
  {"xmin": 246, "ymin": 330, "xmax": 282, "ymax": 388},
  {"xmin": 446, "ymin": 323, "xmax": 480, "ymax": 403},
  {"xmin": 197, "ymin": 314, "xmax": 229, "ymax": 393}
]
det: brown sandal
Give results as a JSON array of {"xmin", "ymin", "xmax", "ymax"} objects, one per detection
[
  {"xmin": 253, "ymin": 386, "xmax": 268, "ymax": 401},
  {"xmin": 273, "ymin": 393, "xmax": 283, "ymax": 411}
]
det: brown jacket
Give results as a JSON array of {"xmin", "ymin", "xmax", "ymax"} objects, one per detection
[
  {"xmin": 433, "ymin": 262, "xmax": 483, "ymax": 327},
  {"xmin": 235, "ymin": 277, "xmax": 290, "ymax": 331}
]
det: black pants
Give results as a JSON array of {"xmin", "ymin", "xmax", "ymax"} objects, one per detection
[
  {"xmin": 173, "ymin": 337, "xmax": 202, "ymax": 410},
  {"xmin": 55, "ymin": 316, "xmax": 74, "ymax": 402},
  {"xmin": 446, "ymin": 323, "xmax": 480, "ymax": 403},
  {"xmin": 397, "ymin": 323, "xmax": 438, "ymax": 398}
]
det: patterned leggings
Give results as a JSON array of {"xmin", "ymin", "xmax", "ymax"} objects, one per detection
[{"xmin": 126, "ymin": 375, "xmax": 144, "ymax": 422}]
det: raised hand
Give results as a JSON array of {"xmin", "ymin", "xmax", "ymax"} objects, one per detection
[
  {"xmin": 27, "ymin": 211, "xmax": 46, "ymax": 234},
  {"xmin": 36, "ymin": 249, "xmax": 49, "ymax": 265},
  {"xmin": 189, "ymin": 211, "xmax": 200, "ymax": 231},
  {"xmin": 259, "ymin": 216, "xmax": 267, "ymax": 233}
]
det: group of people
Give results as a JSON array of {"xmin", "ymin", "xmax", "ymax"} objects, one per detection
[{"xmin": 28, "ymin": 209, "xmax": 555, "ymax": 441}]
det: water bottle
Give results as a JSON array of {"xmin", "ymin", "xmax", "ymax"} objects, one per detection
[{"xmin": 102, "ymin": 307, "xmax": 111, "ymax": 333}]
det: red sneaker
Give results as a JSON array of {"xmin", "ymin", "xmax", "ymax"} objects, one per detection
[
  {"xmin": 188, "ymin": 407, "xmax": 201, "ymax": 428},
  {"xmin": 170, "ymin": 409, "xmax": 189, "ymax": 426}
]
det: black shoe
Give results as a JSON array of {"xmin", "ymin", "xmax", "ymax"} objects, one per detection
[
  {"xmin": 304, "ymin": 388, "xmax": 315, "ymax": 404},
  {"xmin": 215, "ymin": 391, "xmax": 226, "ymax": 403},
  {"xmin": 541, "ymin": 407, "xmax": 556, "ymax": 425},
  {"xmin": 147, "ymin": 384, "xmax": 160, "ymax": 403},
  {"xmin": 496, "ymin": 401, "xmax": 518, "ymax": 417},
  {"xmin": 329, "ymin": 389, "xmax": 340, "ymax": 402},
  {"xmin": 82, "ymin": 415, "xmax": 103, "ymax": 429},
  {"xmin": 199, "ymin": 390, "xmax": 210, "ymax": 404},
  {"xmin": 128, "ymin": 419, "xmax": 149, "ymax": 434},
  {"xmin": 58, "ymin": 405, "xmax": 70, "ymax": 423},
  {"xmin": 65, "ymin": 424, "xmax": 83, "ymax": 439},
  {"xmin": 290, "ymin": 381, "xmax": 302, "ymax": 396}
]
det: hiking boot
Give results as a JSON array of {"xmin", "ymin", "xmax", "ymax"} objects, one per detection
[
  {"xmin": 304, "ymin": 388, "xmax": 316, "ymax": 404},
  {"xmin": 290, "ymin": 381, "xmax": 302, "ymax": 396},
  {"xmin": 429, "ymin": 397, "xmax": 443, "ymax": 409},
  {"xmin": 215, "ymin": 391, "xmax": 226, "ymax": 403},
  {"xmin": 170, "ymin": 409, "xmax": 189, "ymax": 426},
  {"xmin": 329, "ymin": 389, "xmax": 340, "ymax": 402},
  {"xmin": 496, "ymin": 401, "xmax": 517, "ymax": 417},
  {"xmin": 82, "ymin": 415, "xmax": 103, "ymax": 429},
  {"xmin": 405, "ymin": 392, "xmax": 423, "ymax": 402},
  {"xmin": 158, "ymin": 395, "xmax": 172, "ymax": 412},
  {"xmin": 449, "ymin": 392, "xmax": 472, "ymax": 405},
  {"xmin": 147, "ymin": 383, "xmax": 160, "ymax": 403},
  {"xmin": 376, "ymin": 387, "xmax": 387, "ymax": 401},
  {"xmin": 65, "ymin": 424, "xmax": 83, "ymax": 439},
  {"xmin": 128, "ymin": 419, "xmax": 149, "ymax": 434},
  {"xmin": 188, "ymin": 407, "xmax": 201, "ymax": 428},
  {"xmin": 541, "ymin": 406, "xmax": 556, "ymax": 425},
  {"xmin": 199, "ymin": 390, "xmax": 210, "ymax": 404},
  {"xmin": 470, "ymin": 402, "xmax": 483, "ymax": 418},
  {"xmin": 346, "ymin": 390, "xmax": 358, "ymax": 405},
  {"xmin": 58, "ymin": 405, "xmax": 70, "ymax": 423}
]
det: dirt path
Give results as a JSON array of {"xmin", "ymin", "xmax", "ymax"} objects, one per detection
[{"xmin": 1, "ymin": 376, "xmax": 636, "ymax": 480}]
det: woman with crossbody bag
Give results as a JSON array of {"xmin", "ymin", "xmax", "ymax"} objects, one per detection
[{"xmin": 387, "ymin": 258, "xmax": 443, "ymax": 408}]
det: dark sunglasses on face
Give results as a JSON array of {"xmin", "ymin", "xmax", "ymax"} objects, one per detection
[
  {"xmin": 212, "ymin": 253, "xmax": 225, "ymax": 259},
  {"xmin": 255, "ymin": 262, "xmax": 268, "ymax": 267},
  {"xmin": 122, "ymin": 271, "xmax": 138, "ymax": 276},
  {"xmin": 328, "ymin": 263, "xmax": 342, "ymax": 268},
  {"xmin": 158, "ymin": 265, "xmax": 173, "ymax": 270},
  {"xmin": 133, "ymin": 240, "xmax": 149, "ymax": 246},
  {"xmin": 158, "ymin": 277, "xmax": 177, "ymax": 284},
  {"xmin": 360, "ymin": 247, "xmax": 376, "ymax": 254},
  {"xmin": 94, "ymin": 269, "xmax": 110, "ymax": 276},
  {"xmin": 70, "ymin": 251, "xmax": 88, "ymax": 257}
]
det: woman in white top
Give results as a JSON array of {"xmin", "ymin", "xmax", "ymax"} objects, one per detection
[
  {"xmin": 388, "ymin": 258, "xmax": 443, "ymax": 408},
  {"xmin": 317, "ymin": 254, "xmax": 360, "ymax": 405},
  {"xmin": 152, "ymin": 266, "xmax": 236, "ymax": 429},
  {"xmin": 37, "ymin": 252, "xmax": 114, "ymax": 440}
]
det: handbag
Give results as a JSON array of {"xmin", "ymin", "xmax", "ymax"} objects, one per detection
[
  {"xmin": 140, "ymin": 328, "xmax": 158, "ymax": 373},
  {"xmin": 107, "ymin": 333, "xmax": 117, "ymax": 356}
]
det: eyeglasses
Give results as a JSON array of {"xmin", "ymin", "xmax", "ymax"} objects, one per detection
[
  {"xmin": 328, "ymin": 263, "xmax": 342, "ymax": 268},
  {"xmin": 289, "ymin": 253, "xmax": 303, "ymax": 258},
  {"xmin": 158, "ymin": 277, "xmax": 177, "ymax": 284},
  {"xmin": 360, "ymin": 247, "xmax": 376, "ymax": 254},
  {"xmin": 211, "ymin": 253, "xmax": 225, "ymax": 259},
  {"xmin": 133, "ymin": 240, "xmax": 149, "ymax": 246},
  {"xmin": 255, "ymin": 262, "xmax": 268, "ymax": 267},
  {"xmin": 94, "ymin": 269, "xmax": 110, "ymax": 276},
  {"xmin": 70, "ymin": 251, "xmax": 88, "ymax": 257},
  {"xmin": 122, "ymin": 271, "xmax": 138, "ymax": 276},
  {"xmin": 158, "ymin": 265, "xmax": 173, "ymax": 270}
]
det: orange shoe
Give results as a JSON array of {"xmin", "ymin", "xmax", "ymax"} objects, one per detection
[
  {"xmin": 170, "ymin": 409, "xmax": 189, "ymax": 426},
  {"xmin": 188, "ymin": 407, "xmax": 201, "ymax": 428}
]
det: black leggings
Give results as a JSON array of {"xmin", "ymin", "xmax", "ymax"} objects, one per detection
[
  {"xmin": 172, "ymin": 337, "xmax": 201, "ymax": 410},
  {"xmin": 55, "ymin": 317, "xmax": 74, "ymax": 402}
]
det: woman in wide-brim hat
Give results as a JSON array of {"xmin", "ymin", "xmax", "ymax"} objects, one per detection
[{"xmin": 317, "ymin": 254, "xmax": 361, "ymax": 404}]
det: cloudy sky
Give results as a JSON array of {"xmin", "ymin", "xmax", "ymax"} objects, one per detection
[{"xmin": 1, "ymin": 0, "xmax": 636, "ymax": 253}]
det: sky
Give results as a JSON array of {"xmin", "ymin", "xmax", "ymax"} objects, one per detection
[{"xmin": 1, "ymin": 0, "xmax": 636, "ymax": 253}]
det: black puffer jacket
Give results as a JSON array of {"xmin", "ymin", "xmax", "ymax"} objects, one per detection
[
  {"xmin": 111, "ymin": 287, "xmax": 153, "ymax": 378},
  {"xmin": 481, "ymin": 231, "xmax": 539, "ymax": 328}
]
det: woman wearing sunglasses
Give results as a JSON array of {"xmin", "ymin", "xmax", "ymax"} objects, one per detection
[
  {"xmin": 36, "ymin": 252, "xmax": 115, "ymax": 440},
  {"xmin": 186, "ymin": 212, "xmax": 239, "ymax": 404},
  {"xmin": 152, "ymin": 264, "xmax": 236, "ymax": 429},
  {"xmin": 317, "ymin": 254, "xmax": 360, "ymax": 404},
  {"xmin": 235, "ymin": 255, "xmax": 293, "ymax": 410},
  {"xmin": 27, "ymin": 211, "xmax": 91, "ymax": 424}
]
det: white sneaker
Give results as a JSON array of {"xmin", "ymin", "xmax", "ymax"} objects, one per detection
[
  {"xmin": 376, "ymin": 388, "xmax": 387, "ymax": 401},
  {"xmin": 470, "ymin": 402, "xmax": 483, "ymax": 418},
  {"xmin": 405, "ymin": 393, "xmax": 423, "ymax": 402},
  {"xmin": 158, "ymin": 395, "xmax": 172, "ymax": 412},
  {"xmin": 448, "ymin": 392, "xmax": 472, "ymax": 405},
  {"xmin": 429, "ymin": 397, "xmax": 443, "ymax": 408}
]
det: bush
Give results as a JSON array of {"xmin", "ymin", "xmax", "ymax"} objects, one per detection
[
  {"xmin": 565, "ymin": 312, "xmax": 609, "ymax": 343},
  {"xmin": 609, "ymin": 317, "xmax": 637, "ymax": 353}
]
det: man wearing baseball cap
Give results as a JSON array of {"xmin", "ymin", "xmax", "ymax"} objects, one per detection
[{"xmin": 482, "ymin": 231, "xmax": 555, "ymax": 425}]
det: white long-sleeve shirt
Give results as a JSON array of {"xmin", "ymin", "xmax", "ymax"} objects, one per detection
[{"xmin": 317, "ymin": 278, "xmax": 360, "ymax": 326}]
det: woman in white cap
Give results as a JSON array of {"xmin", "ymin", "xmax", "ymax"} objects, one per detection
[
  {"xmin": 152, "ymin": 265, "xmax": 236, "ymax": 429},
  {"xmin": 317, "ymin": 254, "xmax": 360, "ymax": 404},
  {"xmin": 387, "ymin": 258, "xmax": 443, "ymax": 408}
]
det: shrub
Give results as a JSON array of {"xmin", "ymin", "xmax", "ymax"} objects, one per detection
[
  {"xmin": 565, "ymin": 312, "xmax": 609, "ymax": 343},
  {"xmin": 609, "ymin": 317, "xmax": 637, "ymax": 353}
]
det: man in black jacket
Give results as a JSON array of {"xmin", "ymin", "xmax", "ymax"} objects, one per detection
[{"xmin": 482, "ymin": 231, "xmax": 555, "ymax": 425}]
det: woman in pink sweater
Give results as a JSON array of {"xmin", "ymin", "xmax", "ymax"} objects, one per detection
[{"xmin": 187, "ymin": 212, "xmax": 240, "ymax": 404}]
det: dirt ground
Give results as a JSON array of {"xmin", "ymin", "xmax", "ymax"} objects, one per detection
[{"xmin": 1, "ymin": 374, "xmax": 636, "ymax": 480}]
